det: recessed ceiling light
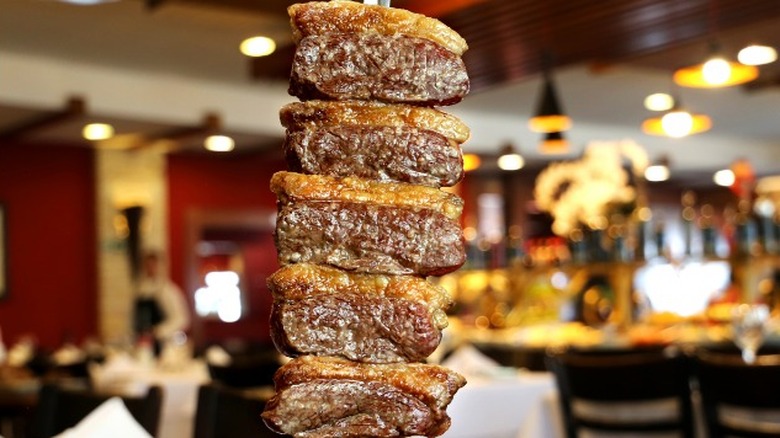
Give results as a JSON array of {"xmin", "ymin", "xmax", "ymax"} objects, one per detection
[{"xmin": 240, "ymin": 36, "xmax": 276, "ymax": 57}]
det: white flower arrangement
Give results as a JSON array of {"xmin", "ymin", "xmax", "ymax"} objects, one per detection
[{"xmin": 534, "ymin": 139, "xmax": 649, "ymax": 237}]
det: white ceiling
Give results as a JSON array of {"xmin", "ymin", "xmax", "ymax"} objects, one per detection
[{"xmin": 1, "ymin": 0, "xmax": 780, "ymax": 183}]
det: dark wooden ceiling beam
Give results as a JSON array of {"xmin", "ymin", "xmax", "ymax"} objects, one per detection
[
  {"xmin": 442, "ymin": 0, "xmax": 780, "ymax": 90},
  {"xmin": 234, "ymin": 0, "xmax": 780, "ymax": 92},
  {"xmin": 0, "ymin": 97, "xmax": 85, "ymax": 140},
  {"xmin": 168, "ymin": 0, "xmax": 297, "ymax": 16},
  {"xmin": 158, "ymin": 112, "xmax": 221, "ymax": 142}
]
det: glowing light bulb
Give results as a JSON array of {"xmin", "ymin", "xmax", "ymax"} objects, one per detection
[
  {"xmin": 82, "ymin": 123, "xmax": 114, "ymax": 141},
  {"xmin": 644, "ymin": 93, "xmax": 674, "ymax": 112},
  {"xmin": 240, "ymin": 36, "xmax": 276, "ymax": 57},
  {"xmin": 702, "ymin": 58, "xmax": 731, "ymax": 85},
  {"xmin": 462, "ymin": 153, "xmax": 481, "ymax": 172},
  {"xmin": 645, "ymin": 164, "xmax": 670, "ymax": 182},
  {"xmin": 497, "ymin": 153, "xmax": 524, "ymax": 171},
  {"xmin": 661, "ymin": 110, "xmax": 694, "ymax": 138},
  {"xmin": 738, "ymin": 45, "xmax": 777, "ymax": 66},
  {"xmin": 714, "ymin": 169, "xmax": 736, "ymax": 187},
  {"xmin": 204, "ymin": 135, "xmax": 235, "ymax": 152}
]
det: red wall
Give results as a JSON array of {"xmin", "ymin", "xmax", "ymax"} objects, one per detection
[
  {"xmin": 167, "ymin": 150, "xmax": 285, "ymax": 347},
  {"xmin": 0, "ymin": 143, "xmax": 97, "ymax": 348}
]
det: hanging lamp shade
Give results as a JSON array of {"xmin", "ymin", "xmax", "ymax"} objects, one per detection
[
  {"xmin": 538, "ymin": 131, "xmax": 569, "ymax": 154},
  {"xmin": 462, "ymin": 153, "xmax": 481, "ymax": 172},
  {"xmin": 528, "ymin": 73, "xmax": 572, "ymax": 133}
]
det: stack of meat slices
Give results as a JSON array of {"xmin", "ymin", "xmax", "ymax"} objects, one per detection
[{"xmin": 262, "ymin": 1, "xmax": 469, "ymax": 437}]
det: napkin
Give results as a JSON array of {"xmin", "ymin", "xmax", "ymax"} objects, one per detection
[
  {"xmin": 6, "ymin": 338, "xmax": 35, "ymax": 367},
  {"xmin": 441, "ymin": 344, "xmax": 505, "ymax": 379},
  {"xmin": 204, "ymin": 345, "xmax": 232, "ymax": 366},
  {"xmin": 52, "ymin": 343, "xmax": 86, "ymax": 366},
  {"xmin": 53, "ymin": 397, "xmax": 151, "ymax": 438},
  {"xmin": 88, "ymin": 353, "xmax": 147, "ymax": 396}
]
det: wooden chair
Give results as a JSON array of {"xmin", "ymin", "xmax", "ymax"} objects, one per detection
[
  {"xmin": 27, "ymin": 383, "xmax": 162, "ymax": 438},
  {"xmin": 694, "ymin": 351, "xmax": 780, "ymax": 438},
  {"xmin": 206, "ymin": 346, "xmax": 280, "ymax": 389},
  {"xmin": 546, "ymin": 348, "xmax": 695, "ymax": 438},
  {"xmin": 193, "ymin": 383, "xmax": 276, "ymax": 438}
]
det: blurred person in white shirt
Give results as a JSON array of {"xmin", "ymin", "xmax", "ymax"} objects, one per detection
[{"xmin": 133, "ymin": 250, "xmax": 190, "ymax": 354}]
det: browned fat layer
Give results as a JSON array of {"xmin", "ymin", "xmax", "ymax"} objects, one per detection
[
  {"xmin": 275, "ymin": 201, "xmax": 465, "ymax": 276},
  {"xmin": 290, "ymin": 33, "xmax": 469, "ymax": 106},
  {"xmin": 279, "ymin": 100, "xmax": 470, "ymax": 143},
  {"xmin": 271, "ymin": 294, "xmax": 442, "ymax": 363},
  {"xmin": 285, "ymin": 125, "xmax": 463, "ymax": 187},
  {"xmin": 261, "ymin": 379, "xmax": 448, "ymax": 438},
  {"xmin": 273, "ymin": 356, "xmax": 466, "ymax": 411},
  {"xmin": 267, "ymin": 263, "xmax": 453, "ymax": 326},
  {"xmin": 270, "ymin": 171, "xmax": 463, "ymax": 221},
  {"xmin": 288, "ymin": 0, "xmax": 468, "ymax": 56}
]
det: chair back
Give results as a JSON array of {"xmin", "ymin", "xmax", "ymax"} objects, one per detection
[
  {"xmin": 194, "ymin": 384, "xmax": 276, "ymax": 438},
  {"xmin": 694, "ymin": 351, "xmax": 780, "ymax": 438},
  {"xmin": 546, "ymin": 348, "xmax": 694, "ymax": 438},
  {"xmin": 28, "ymin": 383, "xmax": 162, "ymax": 438},
  {"xmin": 206, "ymin": 347, "xmax": 280, "ymax": 389}
]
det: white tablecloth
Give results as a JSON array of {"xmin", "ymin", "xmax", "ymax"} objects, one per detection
[
  {"xmin": 443, "ymin": 372, "xmax": 559, "ymax": 438},
  {"xmin": 90, "ymin": 358, "xmax": 210, "ymax": 438}
]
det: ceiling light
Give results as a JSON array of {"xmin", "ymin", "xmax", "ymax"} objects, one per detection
[
  {"xmin": 674, "ymin": 49, "xmax": 758, "ymax": 88},
  {"xmin": 642, "ymin": 96, "xmax": 711, "ymax": 138},
  {"xmin": 204, "ymin": 135, "xmax": 235, "ymax": 152},
  {"xmin": 642, "ymin": 111, "xmax": 711, "ymax": 138},
  {"xmin": 82, "ymin": 123, "xmax": 114, "ymax": 141},
  {"xmin": 738, "ymin": 45, "xmax": 778, "ymax": 66},
  {"xmin": 644, "ymin": 93, "xmax": 674, "ymax": 112},
  {"xmin": 538, "ymin": 131, "xmax": 569, "ymax": 154},
  {"xmin": 497, "ymin": 144, "xmax": 524, "ymax": 171},
  {"xmin": 240, "ymin": 36, "xmax": 276, "ymax": 57},
  {"xmin": 661, "ymin": 110, "xmax": 695, "ymax": 138},
  {"xmin": 528, "ymin": 72, "xmax": 571, "ymax": 133},
  {"xmin": 463, "ymin": 153, "xmax": 481, "ymax": 172},
  {"xmin": 714, "ymin": 169, "xmax": 736, "ymax": 187},
  {"xmin": 645, "ymin": 157, "xmax": 670, "ymax": 182}
]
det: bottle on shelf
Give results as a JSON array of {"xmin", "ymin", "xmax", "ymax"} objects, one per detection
[
  {"xmin": 681, "ymin": 190, "xmax": 697, "ymax": 259},
  {"xmin": 700, "ymin": 204, "xmax": 718, "ymax": 259}
]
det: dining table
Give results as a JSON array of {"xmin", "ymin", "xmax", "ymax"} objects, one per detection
[
  {"xmin": 0, "ymin": 374, "xmax": 40, "ymax": 438},
  {"xmin": 441, "ymin": 370, "xmax": 561, "ymax": 438},
  {"xmin": 89, "ymin": 355, "xmax": 210, "ymax": 438}
]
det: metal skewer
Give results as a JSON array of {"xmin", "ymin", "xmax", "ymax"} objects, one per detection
[{"xmin": 363, "ymin": 0, "xmax": 391, "ymax": 6}]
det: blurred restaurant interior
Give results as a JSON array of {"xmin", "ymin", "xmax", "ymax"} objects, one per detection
[{"xmin": 2, "ymin": 0, "xmax": 780, "ymax": 437}]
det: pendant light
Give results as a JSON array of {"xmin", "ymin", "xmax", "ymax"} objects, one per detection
[
  {"xmin": 738, "ymin": 44, "xmax": 778, "ymax": 66},
  {"xmin": 645, "ymin": 156, "xmax": 671, "ymax": 182},
  {"xmin": 642, "ymin": 108, "xmax": 711, "ymax": 138},
  {"xmin": 538, "ymin": 131, "xmax": 569, "ymax": 154},
  {"xmin": 673, "ymin": 50, "xmax": 758, "ymax": 88},
  {"xmin": 528, "ymin": 71, "xmax": 572, "ymax": 133},
  {"xmin": 497, "ymin": 144, "xmax": 525, "ymax": 171},
  {"xmin": 642, "ymin": 91, "xmax": 711, "ymax": 138},
  {"xmin": 463, "ymin": 153, "xmax": 481, "ymax": 172},
  {"xmin": 674, "ymin": 0, "xmax": 759, "ymax": 88}
]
